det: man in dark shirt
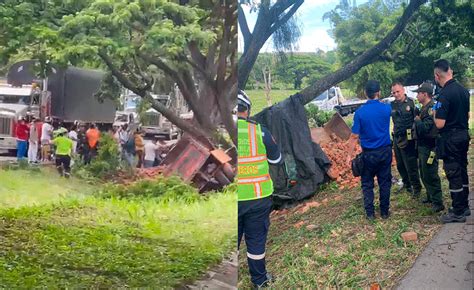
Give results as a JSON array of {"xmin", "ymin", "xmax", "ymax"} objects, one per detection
[
  {"xmin": 347, "ymin": 80, "xmax": 392, "ymax": 220},
  {"xmin": 391, "ymin": 82, "xmax": 422, "ymax": 197},
  {"xmin": 433, "ymin": 59, "xmax": 470, "ymax": 223},
  {"xmin": 412, "ymin": 82, "xmax": 444, "ymax": 212}
]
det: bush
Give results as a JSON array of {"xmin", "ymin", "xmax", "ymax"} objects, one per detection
[
  {"xmin": 97, "ymin": 176, "xmax": 200, "ymax": 203},
  {"xmin": 73, "ymin": 134, "xmax": 122, "ymax": 180},
  {"xmin": 305, "ymin": 103, "xmax": 334, "ymax": 127}
]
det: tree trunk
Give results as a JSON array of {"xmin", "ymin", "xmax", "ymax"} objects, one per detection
[{"xmin": 263, "ymin": 68, "xmax": 272, "ymax": 107}]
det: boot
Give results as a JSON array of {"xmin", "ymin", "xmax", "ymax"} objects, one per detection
[
  {"xmin": 252, "ymin": 273, "xmax": 275, "ymax": 289},
  {"xmin": 440, "ymin": 212, "xmax": 466, "ymax": 223}
]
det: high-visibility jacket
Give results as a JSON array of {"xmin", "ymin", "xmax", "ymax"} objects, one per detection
[{"xmin": 238, "ymin": 119, "xmax": 273, "ymax": 201}]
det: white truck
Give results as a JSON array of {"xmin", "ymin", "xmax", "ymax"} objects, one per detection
[
  {"xmin": 311, "ymin": 86, "xmax": 366, "ymax": 116},
  {"xmin": 0, "ymin": 84, "xmax": 45, "ymax": 152}
]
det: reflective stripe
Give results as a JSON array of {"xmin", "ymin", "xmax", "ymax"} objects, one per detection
[
  {"xmin": 255, "ymin": 183, "xmax": 261, "ymax": 198},
  {"xmin": 268, "ymin": 153, "xmax": 282, "ymax": 164},
  {"xmin": 463, "ymin": 184, "xmax": 469, "ymax": 188},
  {"xmin": 247, "ymin": 252, "xmax": 265, "ymax": 260},
  {"xmin": 238, "ymin": 175, "xmax": 271, "ymax": 184},
  {"xmin": 249, "ymin": 123, "xmax": 257, "ymax": 156},
  {"xmin": 449, "ymin": 188, "xmax": 463, "ymax": 193},
  {"xmin": 238, "ymin": 155, "xmax": 267, "ymax": 163}
]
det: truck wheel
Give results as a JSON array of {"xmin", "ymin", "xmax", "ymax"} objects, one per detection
[{"xmin": 214, "ymin": 169, "xmax": 231, "ymax": 186}]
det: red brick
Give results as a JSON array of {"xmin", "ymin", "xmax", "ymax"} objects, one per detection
[{"xmin": 401, "ymin": 231, "xmax": 418, "ymax": 242}]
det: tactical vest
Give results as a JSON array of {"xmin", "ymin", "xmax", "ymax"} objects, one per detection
[
  {"xmin": 417, "ymin": 100, "xmax": 438, "ymax": 148},
  {"xmin": 237, "ymin": 119, "xmax": 273, "ymax": 201},
  {"xmin": 391, "ymin": 97, "xmax": 416, "ymax": 138}
]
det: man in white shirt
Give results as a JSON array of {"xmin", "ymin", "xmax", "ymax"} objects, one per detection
[
  {"xmin": 144, "ymin": 138, "xmax": 161, "ymax": 168},
  {"xmin": 68, "ymin": 125, "xmax": 78, "ymax": 154},
  {"xmin": 28, "ymin": 118, "xmax": 40, "ymax": 163},
  {"xmin": 41, "ymin": 117, "xmax": 53, "ymax": 162}
]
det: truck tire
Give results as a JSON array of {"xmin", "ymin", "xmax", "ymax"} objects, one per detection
[{"xmin": 214, "ymin": 169, "xmax": 231, "ymax": 186}]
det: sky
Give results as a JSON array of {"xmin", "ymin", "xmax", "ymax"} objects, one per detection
[{"xmin": 238, "ymin": 0, "xmax": 369, "ymax": 53}]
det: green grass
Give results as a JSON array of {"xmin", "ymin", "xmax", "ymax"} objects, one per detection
[
  {"xmin": 245, "ymin": 89, "xmax": 298, "ymax": 115},
  {"xmin": 0, "ymin": 168, "xmax": 236, "ymax": 288},
  {"xmin": 0, "ymin": 168, "xmax": 94, "ymax": 207},
  {"xmin": 239, "ymin": 165, "xmax": 457, "ymax": 289}
]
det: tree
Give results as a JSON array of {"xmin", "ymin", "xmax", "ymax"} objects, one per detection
[
  {"xmin": 275, "ymin": 54, "xmax": 333, "ymax": 89},
  {"xmin": 0, "ymin": 0, "xmax": 237, "ymax": 146},
  {"xmin": 296, "ymin": 0, "xmax": 427, "ymax": 105},
  {"xmin": 238, "ymin": 0, "xmax": 304, "ymax": 89},
  {"xmin": 326, "ymin": 0, "xmax": 474, "ymax": 94}
]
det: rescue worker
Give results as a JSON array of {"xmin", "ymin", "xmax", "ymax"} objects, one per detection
[
  {"xmin": 391, "ymin": 82, "xmax": 422, "ymax": 197},
  {"xmin": 412, "ymin": 82, "xmax": 444, "ymax": 212},
  {"xmin": 432, "ymin": 59, "xmax": 471, "ymax": 223},
  {"xmin": 51, "ymin": 128, "xmax": 73, "ymax": 178},
  {"xmin": 347, "ymin": 80, "xmax": 392, "ymax": 220},
  {"xmin": 237, "ymin": 90, "xmax": 281, "ymax": 289}
]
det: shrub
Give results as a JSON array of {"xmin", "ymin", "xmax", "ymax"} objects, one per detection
[
  {"xmin": 73, "ymin": 134, "xmax": 122, "ymax": 180},
  {"xmin": 97, "ymin": 176, "xmax": 200, "ymax": 203},
  {"xmin": 305, "ymin": 103, "xmax": 334, "ymax": 127}
]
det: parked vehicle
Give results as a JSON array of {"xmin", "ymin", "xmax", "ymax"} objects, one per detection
[
  {"xmin": 0, "ymin": 85, "xmax": 36, "ymax": 152},
  {"xmin": 311, "ymin": 86, "xmax": 366, "ymax": 116},
  {"xmin": 0, "ymin": 60, "xmax": 118, "ymax": 151}
]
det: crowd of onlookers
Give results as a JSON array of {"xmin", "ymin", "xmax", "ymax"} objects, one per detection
[{"xmin": 15, "ymin": 115, "xmax": 167, "ymax": 177}]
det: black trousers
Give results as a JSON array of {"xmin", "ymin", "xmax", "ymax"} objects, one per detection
[
  {"xmin": 238, "ymin": 196, "xmax": 272, "ymax": 286},
  {"xmin": 55, "ymin": 154, "xmax": 71, "ymax": 177},
  {"xmin": 441, "ymin": 129, "xmax": 470, "ymax": 215}
]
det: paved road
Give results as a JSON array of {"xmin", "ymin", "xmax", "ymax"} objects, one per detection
[
  {"xmin": 184, "ymin": 252, "xmax": 237, "ymax": 290},
  {"xmin": 397, "ymin": 143, "xmax": 474, "ymax": 290}
]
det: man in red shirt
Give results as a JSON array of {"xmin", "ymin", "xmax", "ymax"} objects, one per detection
[{"xmin": 15, "ymin": 117, "xmax": 29, "ymax": 161}]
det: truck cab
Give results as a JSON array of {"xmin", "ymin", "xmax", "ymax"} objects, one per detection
[
  {"xmin": 0, "ymin": 85, "xmax": 34, "ymax": 151},
  {"xmin": 311, "ymin": 86, "xmax": 343, "ymax": 111},
  {"xmin": 141, "ymin": 95, "xmax": 179, "ymax": 139}
]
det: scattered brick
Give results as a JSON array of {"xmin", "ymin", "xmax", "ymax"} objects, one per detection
[{"xmin": 401, "ymin": 231, "xmax": 418, "ymax": 242}]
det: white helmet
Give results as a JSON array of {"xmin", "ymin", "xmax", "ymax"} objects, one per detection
[
  {"xmin": 44, "ymin": 116, "xmax": 52, "ymax": 123},
  {"xmin": 237, "ymin": 90, "xmax": 252, "ymax": 112}
]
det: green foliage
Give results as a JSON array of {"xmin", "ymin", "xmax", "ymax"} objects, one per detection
[
  {"xmin": 326, "ymin": 0, "xmax": 474, "ymax": 92},
  {"xmin": 73, "ymin": 134, "xmax": 121, "ymax": 180},
  {"xmin": 246, "ymin": 53, "xmax": 335, "ymax": 90},
  {"xmin": 305, "ymin": 103, "xmax": 334, "ymax": 127},
  {"xmin": 97, "ymin": 176, "xmax": 200, "ymax": 204}
]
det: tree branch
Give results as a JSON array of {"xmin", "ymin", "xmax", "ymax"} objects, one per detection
[
  {"xmin": 268, "ymin": 0, "xmax": 303, "ymax": 36},
  {"xmin": 298, "ymin": 0, "xmax": 427, "ymax": 105},
  {"xmin": 238, "ymin": 3, "xmax": 251, "ymax": 46}
]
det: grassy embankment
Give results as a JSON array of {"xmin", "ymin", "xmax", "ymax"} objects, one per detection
[{"xmin": 0, "ymin": 167, "xmax": 236, "ymax": 288}]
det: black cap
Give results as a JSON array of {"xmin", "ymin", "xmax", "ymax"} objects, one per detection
[
  {"xmin": 365, "ymin": 80, "xmax": 380, "ymax": 97},
  {"xmin": 412, "ymin": 82, "xmax": 434, "ymax": 94}
]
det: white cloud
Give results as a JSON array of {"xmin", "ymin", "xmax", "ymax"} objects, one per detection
[
  {"xmin": 297, "ymin": 28, "xmax": 336, "ymax": 52},
  {"xmin": 301, "ymin": 0, "xmax": 339, "ymax": 9}
]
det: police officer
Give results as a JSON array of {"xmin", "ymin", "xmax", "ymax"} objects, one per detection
[
  {"xmin": 391, "ymin": 82, "xmax": 422, "ymax": 197},
  {"xmin": 412, "ymin": 82, "xmax": 445, "ymax": 212},
  {"xmin": 347, "ymin": 80, "xmax": 392, "ymax": 220},
  {"xmin": 237, "ymin": 90, "xmax": 281, "ymax": 289},
  {"xmin": 432, "ymin": 59, "xmax": 471, "ymax": 223}
]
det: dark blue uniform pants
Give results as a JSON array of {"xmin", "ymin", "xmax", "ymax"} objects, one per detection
[
  {"xmin": 238, "ymin": 196, "xmax": 272, "ymax": 286},
  {"xmin": 361, "ymin": 145, "xmax": 393, "ymax": 216}
]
